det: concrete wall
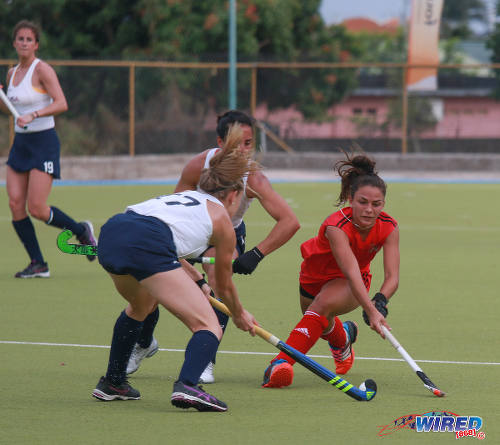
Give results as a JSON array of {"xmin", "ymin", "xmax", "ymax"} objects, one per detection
[{"xmin": 2, "ymin": 152, "xmax": 500, "ymax": 181}]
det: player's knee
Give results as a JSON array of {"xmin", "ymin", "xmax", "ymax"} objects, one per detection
[
  {"xmin": 208, "ymin": 324, "xmax": 223, "ymax": 340},
  {"xmin": 8, "ymin": 196, "xmax": 25, "ymax": 215},
  {"xmin": 126, "ymin": 304, "xmax": 154, "ymax": 322},
  {"xmin": 27, "ymin": 201, "xmax": 47, "ymax": 220},
  {"xmin": 194, "ymin": 320, "xmax": 222, "ymax": 340}
]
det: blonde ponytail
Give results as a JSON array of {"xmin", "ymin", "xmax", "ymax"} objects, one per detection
[{"xmin": 199, "ymin": 123, "xmax": 260, "ymax": 199}]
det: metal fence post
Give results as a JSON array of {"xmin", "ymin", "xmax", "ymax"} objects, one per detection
[
  {"xmin": 402, "ymin": 64, "xmax": 408, "ymax": 155},
  {"xmin": 129, "ymin": 63, "xmax": 135, "ymax": 157}
]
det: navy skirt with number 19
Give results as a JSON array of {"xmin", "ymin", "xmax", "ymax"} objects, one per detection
[{"xmin": 7, "ymin": 128, "xmax": 61, "ymax": 178}]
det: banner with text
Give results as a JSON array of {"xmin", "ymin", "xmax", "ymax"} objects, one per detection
[{"xmin": 407, "ymin": 0, "xmax": 444, "ymax": 91}]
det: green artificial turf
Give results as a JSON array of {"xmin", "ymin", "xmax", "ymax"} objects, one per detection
[{"xmin": 1, "ymin": 182, "xmax": 498, "ymax": 444}]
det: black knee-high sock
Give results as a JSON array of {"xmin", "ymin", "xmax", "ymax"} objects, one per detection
[
  {"xmin": 106, "ymin": 310, "xmax": 143, "ymax": 385},
  {"xmin": 137, "ymin": 307, "xmax": 159, "ymax": 348},
  {"xmin": 178, "ymin": 330, "xmax": 220, "ymax": 386},
  {"xmin": 46, "ymin": 206, "xmax": 84, "ymax": 236},
  {"xmin": 210, "ymin": 306, "xmax": 229, "ymax": 364},
  {"xmin": 12, "ymin": 217, "xmax": 44, "ymax": 263}
]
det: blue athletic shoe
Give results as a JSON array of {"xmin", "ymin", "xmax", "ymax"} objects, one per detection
[{"xmin": 262, "ymin": 359, "xmax": 293, "ymax": 388}]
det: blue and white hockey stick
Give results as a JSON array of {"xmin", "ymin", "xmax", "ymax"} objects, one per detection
[{"xmin": 209, "ymin": 296, "xmax": 377, "ymax": 402}]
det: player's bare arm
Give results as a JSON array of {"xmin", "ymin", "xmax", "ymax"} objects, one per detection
[
  {"xmin": 246, "ymin": 170, "xmax": 300, "ymax": 255},
  {"xmin": 179, "ymin": 259, "xmax": 212, "ymax": 299},
  {"xmin": 326, "ymin": 226, "xmax": 389, "ymax": 337},
  {"xmin": 208, "ymin": 201, "xmax": 257, "ymax": 335},
  {"xmin": 34, "ymin": 62, "xmax": 68, "ymax": 115},
  {"xmin": 174, "ymin": 151, "xmax": 209, "ymax": 192}
]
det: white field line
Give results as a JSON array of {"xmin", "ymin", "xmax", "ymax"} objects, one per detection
[
  {"xmin": 1, "ymin": 340, "xmax": 498, "ymax": 366},
  {"xmin": 1, "ymin": 214, "xmax": 500, "ymax": 233},
  {"xmin": 1, "ymin": 216, "xmax": 500, "ymax": 233}
]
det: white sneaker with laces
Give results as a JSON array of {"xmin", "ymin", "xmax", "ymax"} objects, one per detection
[
  {"xmin": 198, "ymin": 361, "xmax": 215, "ymax": 384},
  {"xmin": 126, "ymin": 337, "xmax": 159, "ymax": 375}
]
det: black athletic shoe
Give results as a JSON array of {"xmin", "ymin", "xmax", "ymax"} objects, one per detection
[
  {"xmin": 171, "ymin": 381, "xmax": 227, "ymax": 412},
  {"xmin": 77, "ymin": 221, "xmax": 97, "ymax": 262},
  {"xmin": 92, "ymin": 376, "xmax": 141, "ymax": 401},
  {"xmin": 15, "ymin": 260, "xmax": 50, "ymax": 278}
]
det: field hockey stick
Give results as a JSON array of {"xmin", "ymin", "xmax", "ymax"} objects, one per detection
[
  {"xmin": 56, "ymin": 232, "xmax": 233, "ymax": 264},
  {"xmin": 209, "ymin": 296, "xmax": 377, "ymax": 401},
  {"xmin": 57, "ymin": 229, "xmax": 98, "ymax": 256},
  {"xmin": 381, "ymin": 326, "xmax": 445, "ymax": 397},
  {"xmin": 0, "ymin": 87, "xmax": 27, "ymax": 129}
]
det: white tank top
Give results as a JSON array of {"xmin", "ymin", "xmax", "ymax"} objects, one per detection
[
  {"xmin": 126, "ymin": 190, "xmax": 224, "ymax": 259},
  {"xmin": 7, "ymin": 58, "xmax": 55, "ymax": 133},
  {"xmin": 199, "ymin": 147, "xmax": 253, "ymax": 228}
]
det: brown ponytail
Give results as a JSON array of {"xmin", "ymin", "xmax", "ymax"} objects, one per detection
[{"xmin": 334, "ymin": 150, "xmax": 386, "ymax": 206}]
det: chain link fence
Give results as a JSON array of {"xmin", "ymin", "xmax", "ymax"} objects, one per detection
[{"xmin": 1, "ymin": 60, "xmax": 500, "ymax": 156}]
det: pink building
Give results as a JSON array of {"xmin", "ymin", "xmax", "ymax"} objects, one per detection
[
  {"xmin": 255, "ymin": 93, "xmax": 500, "ymax": 140},
  {"xmin": 251, "ymin": 17, "xmax": 500, "ymax": 150}
]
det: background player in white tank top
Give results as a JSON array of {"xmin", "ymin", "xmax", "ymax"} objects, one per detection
[
  {"xmin": 1, "ymin": 20, "xmax": 97, "ymax": 278},
  {"xmin": 127, "ymin": 110, "xmax": 300, "ymax": 383}
]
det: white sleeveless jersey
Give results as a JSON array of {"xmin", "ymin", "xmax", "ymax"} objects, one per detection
[
  {"xmin": 199, "ymin": 147, "xmax": 253, "ymax": 228},
  {"xmin": 7, "ymin": 58, "xmax": 55, "ymax": 133},
  {"xmin": 126, "ymin": 190, "xmax": 223, "ymax": 259}
]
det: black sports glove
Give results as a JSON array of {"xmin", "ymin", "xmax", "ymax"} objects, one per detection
[
  {"xmin": 362, "ymin": 292, "xmax": 388, "ymax": 326},
  {"xmin": 232, "ymin": 246, "xmax": 264, "ymax": 275}
]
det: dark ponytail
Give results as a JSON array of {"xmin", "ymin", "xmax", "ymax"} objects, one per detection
[{"xmin": 334, "ymin": 150, "xmax": 386, "ymax": 206}]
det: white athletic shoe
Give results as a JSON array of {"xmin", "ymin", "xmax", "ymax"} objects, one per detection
[
  {"xmin": 199, "ymin": 361, "xmax": 215, "ymax": 384},
  {"xmin": 126, "ymin": 337, "xmax": 159, "ymax": 375}
]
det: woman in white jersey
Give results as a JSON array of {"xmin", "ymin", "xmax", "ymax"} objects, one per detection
[
  {"xmin": 125, "ymin": 111, "xmax": 300, "ymax": 385},
  {"xmin": 2, "ymin": 20, "xmax": 96, "ymax": 278},
  {"xmin": 92, "ymin": 124, "xmax": 258, "ymax": 413}
]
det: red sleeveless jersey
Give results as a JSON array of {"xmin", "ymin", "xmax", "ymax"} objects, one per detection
[{"xmin": 299, "ymin": 207, "xmax": 397, "ymax": 285}]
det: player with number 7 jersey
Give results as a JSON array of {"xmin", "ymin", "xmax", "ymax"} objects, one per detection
[
  {"xmin": 126, "ymin": 191, "xmax": 229, "ymax": 260},
  {"xmin": 92, "ymin": 124, "xmax": 260, "ymax": 412}
]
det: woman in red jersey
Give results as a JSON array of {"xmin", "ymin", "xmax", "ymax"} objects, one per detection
[{"xmin": 262, "ymin": 152, "xmax": 400, "ymax": 388}]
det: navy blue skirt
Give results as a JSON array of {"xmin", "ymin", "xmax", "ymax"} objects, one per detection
[
  {"xmin": 98, "ymin": 211, "xmax": 181, "ymax": 281},
  {"xmin": 7, "ymin": 128, "xmax": 61, "ymax": 179}
]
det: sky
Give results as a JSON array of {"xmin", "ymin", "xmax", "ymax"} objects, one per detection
[{"xmin": 319, "ymin": 0, "xmax": 409, "ymax": 25}]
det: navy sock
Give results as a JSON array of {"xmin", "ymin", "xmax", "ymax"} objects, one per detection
[
  {"xmin": 211, "ymin": 307, "xmax": 229, "ymax": 364},
  {"xmin": 46, "ymin": 206, "xmax": 84, "ymax": 236},
  {"xmin": 106, "ymin": 310, "xmax": 143, "ymax": 385},
  {"xmin": 178, "ymin": 330, "xmax": 220, "ymax": 386},
  {"xmin": 12, "ymin": 217, "xmax": 44, "ymax": 263},
  {"xmin": 137, "ymin": 307, "xmax": 159, "ymax": 348}
]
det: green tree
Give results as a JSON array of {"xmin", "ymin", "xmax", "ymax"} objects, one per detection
[
  {"xmin": 0, "ymin": 0, "xmax": 361, "ymax": 152},
  {"xmin": 134, "ymin": 0, "xmax": 360, "ymax": 120},
  {"xmin": 440, "ymin": 0, "xmax": 487, "ymax": 39},
  {"xmin": 487, "ymin": 1, "xmax": 500, "ymax": 99}
]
